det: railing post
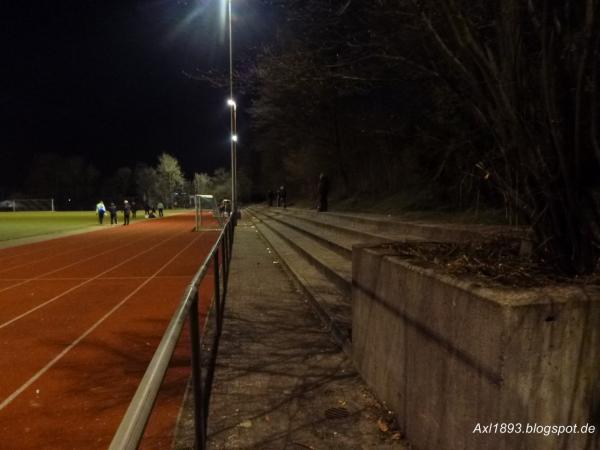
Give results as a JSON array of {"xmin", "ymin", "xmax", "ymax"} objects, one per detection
[
  {"xmin": 195, "ymin": 195, "xmax": 199, "ymax": 232},
  {"xmin": 202, "ymin": 250, "xmax": 222, "ymax": 424},
  {"xmin": 189, "ymin": 292, "xmax": 206, "ymax": 450},
  {"xmin": 222, "ymin": 229, "xmax": 229, "ymax": 286},
  {"xmin": 221, "ymin": 229, "xmax": 229, "ymax": 277},
  {"xmin": 214, "ymin": 250, "xmax": 221, "ymax": 331},
  {"xmin": 229, "ymin": 218, "xmax": 234, "ymax": 247}
]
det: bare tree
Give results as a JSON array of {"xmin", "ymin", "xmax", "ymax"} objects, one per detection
[
  {"xmin": 412, "ymin": 0, "xmax": 600, "ymax": 274},
  {"xmin": 193, "ymin": 172, "xmax": 212, "ymax": 195},
  {"xmin": 156, "ymin": 153, "xmax": 185, "ymax": 208},
  {"xmin": 244, "ymin": 0, "xmax": 599, "ymax": 274}
]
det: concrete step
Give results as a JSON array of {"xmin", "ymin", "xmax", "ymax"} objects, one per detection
[
  {"xmin": 279, "ymin": 206, "xmax": 493, "ymax": 243},
  {"xmin": 249, "ymin": 208, "xmax": 352, "ymax": 297},
  {"xmin": 248, "ymin": 208, "xmax": 408, "ymax": 259},
  {"xmin": 248, "ymin": 207, "xmax": 356, "ymax": 259},
  {"xmin": 243, "ymin": 204, "xmax": 500, "ymax": 354},
  {"xmin": 253, "ymin": 205, "xmax": 424, "ymax": 245},
  {"xmin": 246, "ymin": 214, "xmax": 351, "ymax": 349}
]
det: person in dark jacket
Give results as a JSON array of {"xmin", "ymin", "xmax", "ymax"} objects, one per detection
[
  {"xmin": 267, "ymin": 190, "xmax": 275, "ymax": 207},
  {"xmin": 278, "ymin": 185, "xmax": 287, "ymax": 209},
  {"xmin": 123, "ymin": 200, "xmax": 131, "ymax": 226},
  {"xmin": 317, "ymin": 173, "xmax": 329, "ymax": 212},
  {"xmin": 109, "ymin": 202, "xmax": 118, "ymax": 224}
]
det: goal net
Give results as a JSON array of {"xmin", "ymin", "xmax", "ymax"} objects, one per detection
[
  {"xmin": 0, "ymin": 198, "xmax": 55, "ymax": 212},
  {"xmin": 193, "ymin": 194, "xmax": 223, "ymax": 231}
]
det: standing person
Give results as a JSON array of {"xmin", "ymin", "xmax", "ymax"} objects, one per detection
[
  {"xmin": 267, "ymin": 190, "xmax": 275, "ymax": 207},
  {"xmin": 96, "ymin": 201, "xmax": 106, "ymax": 225},
  {"xmin": 317, "ymin": 173, "xmax": 329, "ymax": 212},
  {"xmin": 279, "ymin": 185, "xmax": 287, "ymax": 209},
  {"xmin": 131, "ymin": 200, "xmax": 137, "ymax": 219},
  {"xmin": 123, "ymin": 200, "xmax": 131, "ymax": 226},
  {"xmin": 109, "ymin": 202, "xmax": 118, "ymax": 224},
  {"xmin": 224, "ymin": 199, "xmax": 232, "ymax": 216},
  {"xmin": 157, "ymin": 201, "xmax": 164, "ymax": 217},
  {"xmin": 144, "ymin": 203, "xmax": 150, "ymax": 217}
]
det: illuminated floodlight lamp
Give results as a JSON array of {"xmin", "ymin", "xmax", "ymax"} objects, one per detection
[
  {"xmin": 231, "ymin": 134, "xmax": 238, "ymax": 142},
  {"xmin": 227, "ymin": 98, "xmax": 237, "ymax": 109}
]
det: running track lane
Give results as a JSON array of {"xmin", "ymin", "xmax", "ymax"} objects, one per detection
[
  {"xmin": 0, "ymin": 215, "xmax": 165, "ymax": 268},
  {"xmin": 0, "ymin": 214, "xmax": 219, "ymax": 449}
]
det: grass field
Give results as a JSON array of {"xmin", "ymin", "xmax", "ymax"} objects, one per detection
[{"xmin": 0, "ymin": 211, "xmax": 113, "ymax": 241}]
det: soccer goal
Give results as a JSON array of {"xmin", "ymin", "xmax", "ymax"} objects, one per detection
[
  {"xmin": 0, "ymin": 198, "xmax": 55, "ymax": 212},
  {"xmin": 193, "ymin": 194, "xmax": 223, "ymax": 231}
]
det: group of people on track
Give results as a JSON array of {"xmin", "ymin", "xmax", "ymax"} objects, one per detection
[
  {"xmin": 144, "ymin": 202, "xmax": 164, "ymax": 219},
  {"xmin": 95, "ymin": 200, "xmax": 165, "ymax": 225}
]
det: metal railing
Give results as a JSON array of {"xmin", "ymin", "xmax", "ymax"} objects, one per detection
[{"xmin": 109, "ymin": 216, "xmax": 236, "ymax": 450}]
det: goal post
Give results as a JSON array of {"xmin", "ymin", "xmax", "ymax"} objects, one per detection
[
  {"xmin": 0, "ymin": 198, "xmax": 55, "ymax": 212},
  {"xmin": 193, "ymin": 194, "xmax": 223, "ymax": 231}
]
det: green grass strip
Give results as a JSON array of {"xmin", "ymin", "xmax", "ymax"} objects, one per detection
[{"xmin": 0, "ymin": 211, "xmax": 109, "ymax": 241}]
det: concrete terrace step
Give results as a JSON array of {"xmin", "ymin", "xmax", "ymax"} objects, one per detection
[
  {"xmin": 243, "ymin": 205, "xmax": 502, "ymax": 353},
  {"xmin": 254, "ymin": 205, "xmax": 426, "ymax": 245},
  {"xmin": 247, "ymin": 215, "xmax": 352, "ymax": 348},
  {"xmin": 249, "ymin": 209, "xmax": 352, "ymax": 297},
  {"xmin": 243, "ymin": 205, "xmax": 441, "ymax": 351},
  {"xmin": 253, "ymin": 205, "xmax": 431, "ymax": 254},
  {"xmin": 282, "ymin": 206, "xmax": 493, "ymax": 243},
  {"xmin": 248, "ymin": 207, "xmax": 358, "ymax": 259}
]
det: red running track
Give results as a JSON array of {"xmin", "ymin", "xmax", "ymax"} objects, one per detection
[{"xmin": 0, "ymin": 214, "xmax": 219, "ymax": 449}]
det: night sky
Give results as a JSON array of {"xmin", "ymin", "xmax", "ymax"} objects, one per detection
[{"xmin": 1, "ymin": 0, "xmax": 272, "ymax": 190}]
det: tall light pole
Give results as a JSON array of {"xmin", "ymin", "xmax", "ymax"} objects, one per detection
[{"xmin": 227, "ymin": 0, "xmax": 237, "ymax": 215}]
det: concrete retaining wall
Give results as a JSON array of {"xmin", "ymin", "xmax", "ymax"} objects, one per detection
[{"xmin": 352, "ymin": 244, "xmax": 600, "ymax": 450}]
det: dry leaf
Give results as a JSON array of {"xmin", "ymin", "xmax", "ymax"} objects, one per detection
[
  {"xmin": 239, "ymin": 420, "xmax": 253, "ymax": 428},
  {"xmin": 377, "ymin": 418, "xmax": 389, "ymax": 433}
]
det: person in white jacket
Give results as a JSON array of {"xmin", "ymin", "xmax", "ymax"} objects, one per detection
[{"xmin": 96, "ymin": 201, "xmax": 106, "ymax": 225}]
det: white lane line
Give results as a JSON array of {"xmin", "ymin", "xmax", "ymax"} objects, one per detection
[
  {"xmin": 0, "ymin": 232, "xmax": 132, "ymax": 276},
  {"xmin": 0, "ymin": 276, "xmax": 192, "ymax": 282},
  {"xmin": 0, "ymin": 246, "xmax": 61, "ymax": 265},
  {"xmin": 0, "ymin": 231, "xmax": 205, "ymax": 412},
  {"xmin": 0, "ymin": 226, "xmax": 126, "ymax": 265},
  {"xmin": 0, "ymin": 237, "xmax": 86, "ymax": 262},
  {"xmin": 0, "ymin": 227, "xmax": 191, "ymax": 330},
  {"xmin": 0, "ymin": 215, "xmax": 163, "ymax": 262},
  {"xmin": 0, "ymin": 228, "xmax": 169, "ymax": 294},
  {"xmin": 0, "ymin": 215, "xmax": 172, "ymax": 272}
]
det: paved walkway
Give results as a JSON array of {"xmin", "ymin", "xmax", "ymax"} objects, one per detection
[{"xmin": 204, "ymin": 219, "xmax": 408, "ymax": 449}]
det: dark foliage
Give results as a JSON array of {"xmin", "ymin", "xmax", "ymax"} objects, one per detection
[
  {"xmin": 413, "ymin": 0, "xmax": 600, "ymax": 274},
  {"xmin": 242, "ymin": 0, "xmax": 600, "ymax": 275}
]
